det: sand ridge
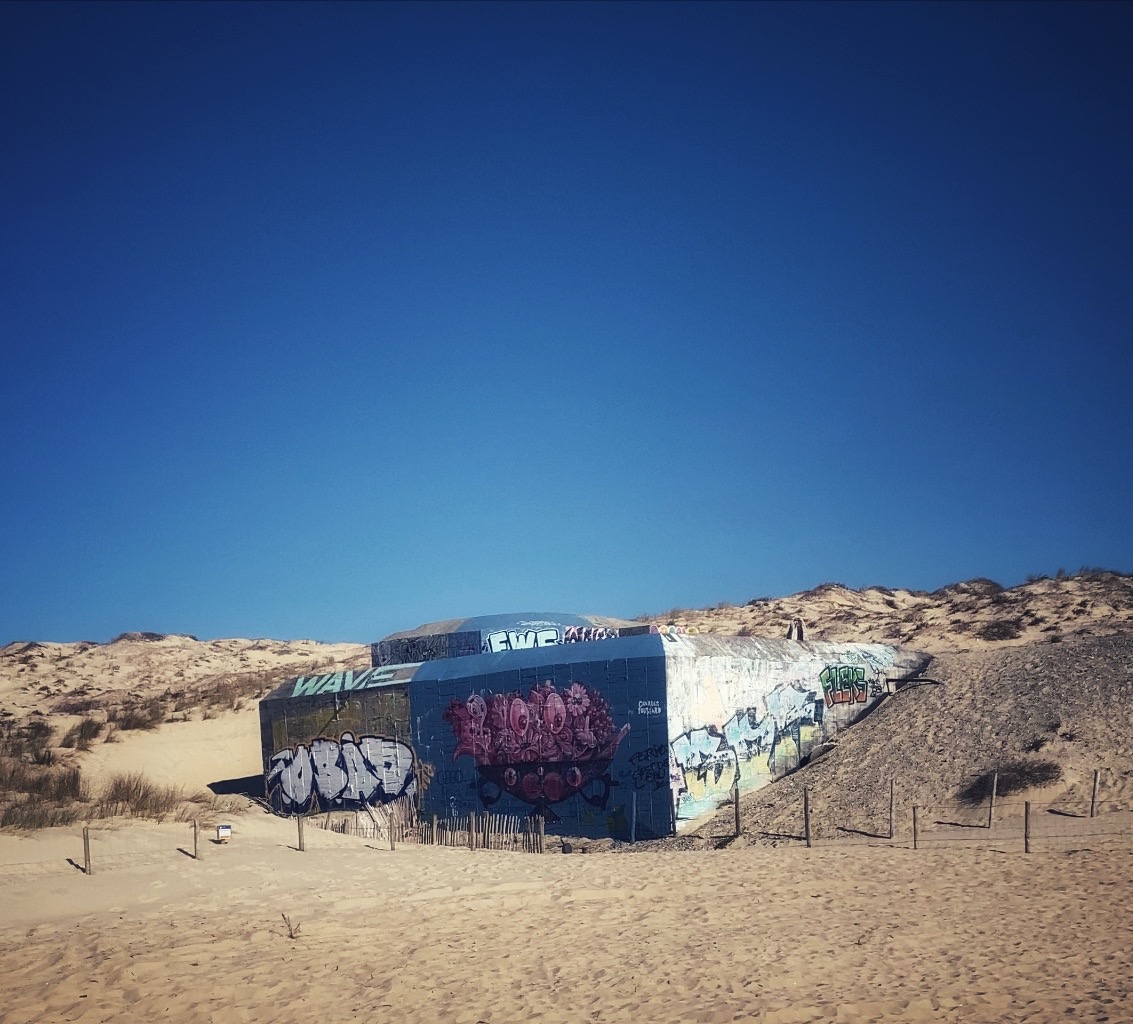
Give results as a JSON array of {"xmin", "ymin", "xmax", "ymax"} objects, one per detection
[
  {"xmin": 0, "ymin": 823, "xmax": 1130, "ymax": 1024},
  {"xmin": 2, "ymin": 572, "xmax": 1132, "ymax": 1022},
  {"xmin": 642, "ymin": 571, "xmax": 1133, "ymax": 653}
]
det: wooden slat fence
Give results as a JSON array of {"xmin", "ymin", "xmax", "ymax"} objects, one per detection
[{"xmin": 311, "ymin": 800, "xmax": 546, "ymax": 853}]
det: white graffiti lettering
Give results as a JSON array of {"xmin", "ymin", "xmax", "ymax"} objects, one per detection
[
  {"xmin": 483, "ymin": 628, "xmax": 560, "ymax": 653},
  {"xmin": 289, "ymin": 666, "xmax": 414, "ymax": 698},
  {"xmin": 562, "ymin": 626, "xmax": 619, "ymax": 644},
  {"xmin": 267, "ymin": 733, "xmax": 416, "ymax": 814}
]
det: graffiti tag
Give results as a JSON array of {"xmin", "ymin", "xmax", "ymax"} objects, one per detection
[
  {"xmin": 267, "ymin": 733, "xmax": 416, "ymax": 814},
  {"xmin": 483, "ymin": 628, "xmax": 560, "ymax": 653},
  {"xmin": 819, "ymin": 665, "xmax": 867, "ymax": 708},
  {"xmin": 290, "ymin": 666, "xmax": 415, "ymax": 699},
  {"xmin": 562, "ymin": 626, "xmax": 619, "ymax": 644}
]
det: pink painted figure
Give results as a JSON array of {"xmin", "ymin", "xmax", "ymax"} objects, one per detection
[{"xmin": 443, "ymin": 681, "xmax": 630, "ymax": 817}]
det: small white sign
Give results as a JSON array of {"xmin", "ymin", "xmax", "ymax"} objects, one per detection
[{"xmin": 216, "ymin": 824, "xmax": 232, "ymax": 842}]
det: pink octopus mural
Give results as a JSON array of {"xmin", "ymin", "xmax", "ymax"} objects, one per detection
[{"xmin": 443, "ymin": 681, "xmax": 630, "ymax": 819}]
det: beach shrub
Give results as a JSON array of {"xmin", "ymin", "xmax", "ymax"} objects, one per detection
[
  {"xmin": 976, "ymin": 618, "xmax": 1023, "ymax": 641},
  {"xmin": 1, "ymin": 796, "xmax": 82, "ymax": 829},
  {"xmin": 107, "ymin": 698, "xmax": 166, "ymax": 731},
  {"xmin": 957, "ymin": 761, "xmax": 1063, "ymax": 804},
  {"xmin": 60, "ymin": 717, "xmax": 103, "ymax": 749},
  {"xmin": 95, "ymin": 772, "xmax": 184, "ymax": 820}
]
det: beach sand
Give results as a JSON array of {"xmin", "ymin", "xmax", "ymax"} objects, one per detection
[
  {"xmin": 1, "ymin": 816, "xmax": 1130, "ymax": 1024},
  {"xmin": 3, "ymin": 575, "xmax": 1132, "ymax": 1022}
]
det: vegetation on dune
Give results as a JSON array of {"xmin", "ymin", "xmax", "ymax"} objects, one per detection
[{"xmin": 957, "ymin": 761, "xmax": 1064, "ymax": 804}]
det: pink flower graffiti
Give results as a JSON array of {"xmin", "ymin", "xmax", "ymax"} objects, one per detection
[{"xmin": 443, "ymin": 680, "xmax": 629, "ymax": 767}]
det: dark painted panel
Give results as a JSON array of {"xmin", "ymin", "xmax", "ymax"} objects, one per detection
[
  {"xmin": 258, "ymin": 686, "xmax": 414, "ymax": 816},
  {"xmin": 411, "ymin": 651, "xmax": 670, "ymax": 839}
]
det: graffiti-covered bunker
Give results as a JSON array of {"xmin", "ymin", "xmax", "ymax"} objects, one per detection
[{"xmin": 260, "ymin": 613, "xmax": 930, "ymax": 838}]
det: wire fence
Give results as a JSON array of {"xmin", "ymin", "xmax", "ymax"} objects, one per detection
[
  {"xmin": 2, "ymin": 769, "xmax": 1130, "ymax": 876},
  {"xmin": 741, "ymin": 768, "xmax": 1133, "ymax": 853}
]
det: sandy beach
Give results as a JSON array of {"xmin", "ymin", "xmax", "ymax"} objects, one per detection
[
  {"xmin": 1, "ymin": 817, "xmax": 1131, "ymax": 1024},
  {"xmin": 3, "ymin": 573, "xmax": 1132, "ymax": 1023}
]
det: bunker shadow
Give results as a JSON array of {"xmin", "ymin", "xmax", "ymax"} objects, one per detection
[{"xmin": 208, "ymin": 775, "xmax": 264, "ymax": 799}]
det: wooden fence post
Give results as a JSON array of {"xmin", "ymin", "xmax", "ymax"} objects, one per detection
[
  {"xmin": 432, "ymin": 814, "xmax": 438, "ymax": 846},
  {"xmin": 470, "ymin": 812, "xmax": 477, "ymax": 850},
  {"xmin": 912, "ymin": 805, "xmax": 919, "ymax": 851},
  {"xmin": 888, "ymin": 779, "xmax": 895, "ymax": 840},
  {"xmin": 193, "ymin": 820, "xmax": 199, "ymax": 860},
  {"xmin": 988, "ymin": 771, "xmax": 998, "ymax": 829},
  {"xmin": 297, "ymin": 814, "xmax": 306, "ymax": 852},
  {"xmin": 803, "ymin": 787, "xmax": 812, "ymax": 848},
  {"xmin": 1090, "ymin": 770, "xmax": 1100, "ymax": 818},
  {"xmin": 83, "ymin": 826, "xmax": 92, "ymax": 876},
  {"xmin": 733, "ymin": 784, "xmax": 741, "ymax": 838},
  {"xmin": 1024, "ymin": 801, "xmax": 1031, "ymax": 853},
  {"xmin": 538, "ymin": 815, "xmax": 545, "ymax": 854}
]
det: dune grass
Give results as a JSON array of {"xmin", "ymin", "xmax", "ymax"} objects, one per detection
[
  {"xmin": 60, "ymin": 716, "xmax": 103, "ymax": 749},
  {"xmin": 94, "ymin": 772, "xmax": 185, "ymax": 820}
]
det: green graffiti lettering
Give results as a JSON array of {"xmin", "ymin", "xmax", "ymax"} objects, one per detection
[
  {"xmin": 291, "ymin": 675, "xmax": 325, "ymax": 698},
  {"xmin": 318, "ymin": 674, "xmax": 343, "ymax": 694},
  {"xmin": 820, "ymin": 665, "xmax": 868, "ymax": 707}
]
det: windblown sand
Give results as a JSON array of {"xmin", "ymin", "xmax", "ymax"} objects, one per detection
[
  {"xmin": 3, "ymin": 573, "xmax": 1132, "ymax": 1022},
  {"xmin": 1, "ymin": 818, "xmax": 1131, "ymax": 1024}
]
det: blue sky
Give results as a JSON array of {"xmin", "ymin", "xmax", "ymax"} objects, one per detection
[{"xmin": 2, "ymin": 2, "xmax": 1131, "ymax": 643}]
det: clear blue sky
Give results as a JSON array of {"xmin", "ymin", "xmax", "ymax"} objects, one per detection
[{"xmin": 2, "ymin": 1, "xmax": 1131, "ymax": 643}]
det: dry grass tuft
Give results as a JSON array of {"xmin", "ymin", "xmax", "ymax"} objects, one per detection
[
  {"xmin": 60, "ymin": 716, "xmax": 103, "ymax": 749},
  {"xmin": 94, "ymin": 772, "xmax": 184, "ymax": 820}
]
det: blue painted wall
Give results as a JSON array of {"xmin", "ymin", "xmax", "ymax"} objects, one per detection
[{"xmin": 410, "ymin": 635, "xmax": 672, "ymax": 840}]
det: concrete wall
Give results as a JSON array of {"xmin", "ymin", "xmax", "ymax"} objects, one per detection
[
  {"xmin": 372, "ymin": 613, "xmax": 652, "ymax": 666},
  {"xmin": 664, "ymin": 637, "xmax": 931, "ymax": 825},
  {"xmin": 409, "ymin": 635, "xmax": 673, "ymax": 839},
  {"xmin": 258, "ymin": 667, "xmax": 418, "ymax": 815},
  {"xmin": 257, "ymin": 631, "xmax": 930, "ymax": 836}
]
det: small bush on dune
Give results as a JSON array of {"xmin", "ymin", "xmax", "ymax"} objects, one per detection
[
  {"xmin": 60, "ymin": 717, "xmax": 103, "ymax": 749},
  {"xmin": 1, "ymin": 796, "xmax": 82, "ymax": 829},
  {"xmin": 0, "ymin": 760, "xmax": 88, "ymax": 803},
  {"xmin": 957, "ymin": 761, "xmax": 1063, "ymax": 804},
  {"xmin": 95, "ymin": 772, "xmax": 184, "ymax": 820},
  {"xmin": 976, "ymin": 618, "xmax": 1023, "ymax": 641},
  {"xmin": 107, "ymin": 699, "xmax": 166, "ymax": 731}
]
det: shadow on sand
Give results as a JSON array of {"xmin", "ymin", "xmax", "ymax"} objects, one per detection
[{"xmin": 208, "ymin": 775, "xmax": 263, "ymax": 799}]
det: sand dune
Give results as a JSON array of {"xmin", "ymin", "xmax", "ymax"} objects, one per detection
[
  {"xmin": 643, "ymin": 571, "xmax": 1133, "ymax": 653},
  {"xmin": 2, "ymin": 572, "xmax": 1132, "ymax": 1022},
  {"xmin": 0, "ymin": 822, "xmax": 1130, "ymax": 1024}
]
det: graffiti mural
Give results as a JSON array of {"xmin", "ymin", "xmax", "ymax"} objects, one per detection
[
  {"xmin": 819, "ymin": 665, "xmax": 867, "ymax": 707},
  {"xmin": 443, "ymin": 680, "xmax": 630, "ymax": 820},
  {"xmin": 267, "ymin": 732, "xmax": 417, "ymax": 815},
  {"xmin": 670, "ymin": 676, "xmax": 832, "ymax": 821}
]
